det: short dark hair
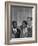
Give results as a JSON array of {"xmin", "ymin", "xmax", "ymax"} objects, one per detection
[
  {"xmin": 27, "ymin": 17, "xmax": 32, "ymax": 21},
  {"xmin": 12, "ymin": 21, "xmax": 17, "ymax": 25},
  {"xmin": 22, "ymin": 20, "xmax": 27, "ymax": 25}
]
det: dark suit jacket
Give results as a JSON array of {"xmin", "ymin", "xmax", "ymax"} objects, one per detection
[
  {"xmin": 27, "ymin": 27, "xmax": 32, "ymax": 37},
  {"xmin": 12, "ymin": 28, "xmax": 21, "ymax": 38}
]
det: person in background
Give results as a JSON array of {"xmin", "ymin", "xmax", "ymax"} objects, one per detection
[
  {"xmin": 27, "ymin": 17, "xmax": 32, "ymax": 37},
  {"xmin": 12, "ymin": 21, "xmax": 21, "ymax": 38},
  {"xmin": 20, "ymin": 20, "xmax": 28, "ymax": 38}
]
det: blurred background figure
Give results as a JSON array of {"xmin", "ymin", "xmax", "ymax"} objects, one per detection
[
  {"xmin": 27, "ymin": 17, "xmax": 32, "ymax": 37},
  {"xmin": 20, "ymin": 20, "xmax": 28, "ymax": 38},
  {"xmin": 12, "ymin": 21, "xmax": 21, "ymax": 38}
]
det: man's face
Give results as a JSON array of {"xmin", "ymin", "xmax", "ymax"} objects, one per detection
[
  {"xmin": 22, "ymin": 22, "xmax": 26, "ymax": 28},
  {"xmin": 13, "ymin": 23, "xmax": 17, "ymax": 28},
  {"xmin": 27, "ymin": 18, "xmax": 32, "ymax": 26}
]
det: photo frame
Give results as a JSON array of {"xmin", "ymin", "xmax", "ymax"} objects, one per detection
[{"xmin": 5, "ymin": 1, "xmax": 37, "ymax": 45}]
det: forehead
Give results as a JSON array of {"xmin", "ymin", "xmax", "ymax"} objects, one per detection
[
  {"xmin": 27, "ymin": 18, "xmax": 31, "ymax": 21},
  {"xmin": 22, "ymin": 22, "xmax": 25, "ymax": 24},
  {"xmin": 22, "ymin": 22, "xmax": 25, "ymax": 23}
]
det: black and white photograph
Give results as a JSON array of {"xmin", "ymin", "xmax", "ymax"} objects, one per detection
[{"xmin": 11, "ymin": 6, "xmax": 32, "ymax": 38}]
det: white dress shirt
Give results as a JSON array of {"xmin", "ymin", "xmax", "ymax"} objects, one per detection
[{"xmin": 13, "ymin": 28, "xmax": 17, "ymax": 34}]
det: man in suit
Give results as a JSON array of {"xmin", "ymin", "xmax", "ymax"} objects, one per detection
[
  {"xmin": 12, "ymin": 21, "xmax": 21, "ymax": 38},
  {"xmin": 20, "ymin": 20, "xmax": 28, "ymax": 38},
  {"xmin": 27, "ymin": 17, "xmax": 32, "ymax": 37}
]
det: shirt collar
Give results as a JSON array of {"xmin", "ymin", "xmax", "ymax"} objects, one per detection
[{"xmin": 13, "ymin": 28, "xmax": 17, "ymax": 30}]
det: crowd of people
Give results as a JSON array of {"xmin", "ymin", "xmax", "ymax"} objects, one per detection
[{"xmin": 11, "ymin": 17, "xmax": 32, "ymax": 38}]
